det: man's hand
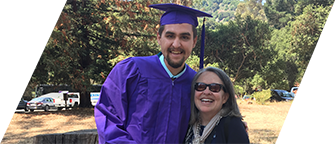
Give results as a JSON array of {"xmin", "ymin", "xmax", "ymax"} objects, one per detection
[{"xmin": 242, "ymin": 121, "xmax": 249, "ymax": 134}]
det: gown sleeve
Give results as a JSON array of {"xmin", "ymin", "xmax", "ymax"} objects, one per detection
[{"xmin": 94, "ymin": 57, "xmax": 140, "ymax": 144}]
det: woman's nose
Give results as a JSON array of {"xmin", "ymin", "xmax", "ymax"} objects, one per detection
[{"xmin": 202, "ymin": 87, "xmax": 213, "ymax": 95}]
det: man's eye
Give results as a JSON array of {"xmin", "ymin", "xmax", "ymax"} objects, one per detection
[
  {"xmin": 181, "ymin": 36, "xmax": 190, "ymax": 40},
  {"xmin": 166, "ymin": 35, "xmax": 174, "ymax": 38}
]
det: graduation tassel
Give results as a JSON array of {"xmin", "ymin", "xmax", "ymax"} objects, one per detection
[{"xmin": 199, "ymin": 18, "xmax": 206, "ymax": 70}]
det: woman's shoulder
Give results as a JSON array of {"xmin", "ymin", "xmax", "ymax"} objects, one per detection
[
  {"xmin": 228, "ymin": 116, "xmax": 243, "ymax": 123},
  {"xmin": 220, "ymin": 116, "xmax": 242, "ymax": 124},
  {"xmin": 218, "ymin": 116, "xmax": 245, "ymax": 130},
  {"xmin": 219, "ymin": 116, "xmax": 250, "ymax": 143},
  {"xmin": 218, "ymin": 116, "xmax": 246, "ymax": 137}
]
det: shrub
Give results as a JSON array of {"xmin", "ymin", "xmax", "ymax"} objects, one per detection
[{"xmin": 252, "ymin": 89, "xmax": 272, "ymax": 105}]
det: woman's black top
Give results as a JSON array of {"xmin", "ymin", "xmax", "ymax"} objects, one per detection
[{"xmin": 184, "ymin": 116, "xmax": 250, "ymax": 144}]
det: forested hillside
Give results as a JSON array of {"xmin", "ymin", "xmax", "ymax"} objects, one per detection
[
  {"xmin": 190, "ymin": 0, "xmax": 334, "ymax": 94},
  {"xmin": 193, "ymin": 0, "xmax": 241, "ymax": 28}
]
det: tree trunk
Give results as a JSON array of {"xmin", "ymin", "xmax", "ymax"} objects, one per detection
[
  {"xmin": 286, "ymin": 61, "xmax": 298, "ymax": 89},
  {"xmin": 234, "ymin": 51, "xmax": 247, "ymax": 84},
  {"xmin": 79, "ymin": 91, "xmax": 92, "ymax": 108},
  {"xmin": 33, "ymin": 129, "xmax": 98, "ymax": 144}
]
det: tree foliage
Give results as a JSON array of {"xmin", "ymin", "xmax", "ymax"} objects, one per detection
[
  {"xmin": 263, "ymin": 0, "xmax": 297, "ymax": 29},
  {"xmin": 290, "ymin": 5, "xmax": 331, "ymax": 84},
  {"xmin": 193, "ymin": 15, "xmax": 272, "ymax": 94},
  {"xmin": 193, "ymin": 0, "xmax": 241, "ymax": 29},
  {"xmin": 30, "ymin": 0, "xmax": 193, "ymax": 107},
  {"xmin": 190, "ymin": 0, "xmax": 333, "ymax": 94},
  {"xmin": 264, "ymin": 0, "xmax": 334, "ymax": 29},
  {"xmin": 261, "ymin": 28, "xmax": 294, "ymax": 90},
  {"xmin": 235, "ymin": 0, "xmax": 267, "ymax": 21}
]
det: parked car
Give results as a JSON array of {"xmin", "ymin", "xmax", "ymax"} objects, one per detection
[
  {"xmin": 270, "ymin": 89, "xmax": 294, "ymax": 102},
  {"xmin": 0, "ymin": 94, "xmax": 28, "ymax": 113},
  {"xmin": 242, "ymin": 95, "xmax": 255, "ymax": 101},
  {"xmin": 27, "ymin": 97, "xmax": 56, "ymax": 112},
  {"xmin": 242, "ymin": 95, "xmax": 256, "ymax": 104},
  {"xmin": 291, "ymin": 85, "xmax": 320, "ymax": 102},
  {"xmin": 39, "ymin": 91, "xmax": 80, "ymax": 110}
]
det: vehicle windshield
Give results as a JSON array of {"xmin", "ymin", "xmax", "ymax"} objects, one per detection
[
  {"xmin": 31, "ymin": 97, "xmax": 45, "ymax": 101},
  {"xmin": 68, "ymin": 94, "xmax": 78, "ymax": 98},
  {"xmin": 281, "ymin": 91, "xmax": 292, "ymax": 97}
]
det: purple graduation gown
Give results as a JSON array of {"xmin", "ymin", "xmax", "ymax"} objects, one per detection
[{"xmin": 94, "ymin": 55, "xmax": 196, "ymax": 143}]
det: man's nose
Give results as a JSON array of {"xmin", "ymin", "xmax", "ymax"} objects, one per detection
[{"xmin": 172, "ymin": 38, "xmax": 181, "ymax": 48}]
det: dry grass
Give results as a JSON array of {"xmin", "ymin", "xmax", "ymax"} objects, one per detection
[
  {"xmin": 239, "ymin": 102, "xmax": 320, "ymax": 144},
  {"xmin": 1, "ymin": 108, "xmax": 97, "ymax": 144},
  {"xmin": 2, "ymin": 101, "xmax": 292, "ymax": 144}
]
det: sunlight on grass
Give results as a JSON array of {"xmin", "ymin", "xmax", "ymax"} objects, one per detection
[{"xmin": 237, "ymin": 99, "xmax": 292, "ymax": 143}]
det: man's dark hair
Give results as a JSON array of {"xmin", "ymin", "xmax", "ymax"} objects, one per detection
[{"xmin": 158, "ymin": 25, "xmax": 197, "ymax": 39}]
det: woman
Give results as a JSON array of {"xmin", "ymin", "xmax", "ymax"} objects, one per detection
[{"xmin": 185, "ymin": 67, "xmax": 249, "ymax": 144}]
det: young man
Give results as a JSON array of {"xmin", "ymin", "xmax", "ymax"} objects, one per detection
[{"xmin": 94, "ymin": 3, "xmax": 212, "ymax": 143}]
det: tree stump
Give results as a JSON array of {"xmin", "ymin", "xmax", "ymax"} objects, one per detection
[{"xmin": 33, "ymin": 129, "xmax": 98, "ymax": 144}]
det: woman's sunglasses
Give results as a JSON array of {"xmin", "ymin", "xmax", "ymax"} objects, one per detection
[{"xmin": 195, "ymin": 82, "xmax": 226, "ymax": 93}]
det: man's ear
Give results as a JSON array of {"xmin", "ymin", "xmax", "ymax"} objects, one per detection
[
  {"xmin": 192, "ymin": 36, "xmax": 198, "ymax": 49},
  {"xmin": 157, "ymin": 32, "xmax": 161, "ymax": 45}
]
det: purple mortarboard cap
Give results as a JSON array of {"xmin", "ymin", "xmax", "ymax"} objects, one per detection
[
  {"xmin": 149, "ymin": 3, "xmax": 212, "ymax": 69},
  {"xmin": 149, "ymin": 3, "xmax": 212, "ymax": 27}
]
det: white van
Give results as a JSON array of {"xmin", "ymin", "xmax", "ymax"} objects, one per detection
[
  {"xmin": 291, "ymin": 85, "xmax": 320, "ymax": 102},
  {"xmin": 39, "ymin": 91, "xmax": 80, "ymax": 110},
  {"xmin": 90, "ymin": 92, "xmax": 100, "ymax": 107}
]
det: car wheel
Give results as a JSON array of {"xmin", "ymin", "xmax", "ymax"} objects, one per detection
[
  {"xmin": 44, "ymin": 105, "xmax": 50, "ymax": 112},
  {"xmin": 30, "ymin": 109, "xmax": 34, "ymax": 112},
  {"xmin": 270, "ymin": 97, "xmax": 276, "ymax": 102},
  {"xmin": 24, "ymin": 106, "xmax": 29, "ymax": 112},
  {"xmin": 74, "ymin": 102, "xmax": 78, "ymax": 108},
  {"xmin": 58, "ymin": 107, "xmax": 63, "ymax": 111},
  {"xmin": 9, "ymin": 105, "xmax": 15, "ymax": 113},
  {"xmin": 72, "ymin": 102, "xmax": 79, "ymax": 109}
]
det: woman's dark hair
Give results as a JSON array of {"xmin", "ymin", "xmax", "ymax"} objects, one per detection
[{"xmin": 189, "ymin": 67, "xmax": 243, "ymax": 125}]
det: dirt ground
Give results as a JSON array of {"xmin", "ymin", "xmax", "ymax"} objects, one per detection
[{"xmin": 1, "ymin": 101, "xmax": 291, "ymax": 144}]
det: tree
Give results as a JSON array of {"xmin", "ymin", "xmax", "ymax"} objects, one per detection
[
  {"xmin": 264, "ymin": 0, "xmax": 334, "ymax": 30},
  {"xmin": 192, "ymin": 0, "xmax": 242, "ymax": 28},
  {"xmin": 30, "ymin": 0, "xmax": 167, "ymax": 107},
  {"xmin": 289, "ymin": 4, "xmax": 332, "ymax": 72},
  {"xmin": 0, "ymin": 0, "xmax": 161, "ymax": 107},
  {"xmin": 29, "ymin": 0, "xmax": 196, "ymax": 107},
  {"xmin": 295, "ymin": 0, "xmax": 334, "ymax": 15},
  {"xmin": 211, "ymin": 3, "xmax": 220, "ymax": 11},
  {"xmin": 260, "ymin": 27, "xmax": 295, "ymax": 90},
  {"xmin": 235, "ymin": 0, "xmax": 267, "ymax": 21},
  {"xmin": 263, "ymin": 0, "xmax": 297, "ymax": 29},
  {"xmin": 193, "ymin": 15, "xmax": 272, "ymax": 93}
]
